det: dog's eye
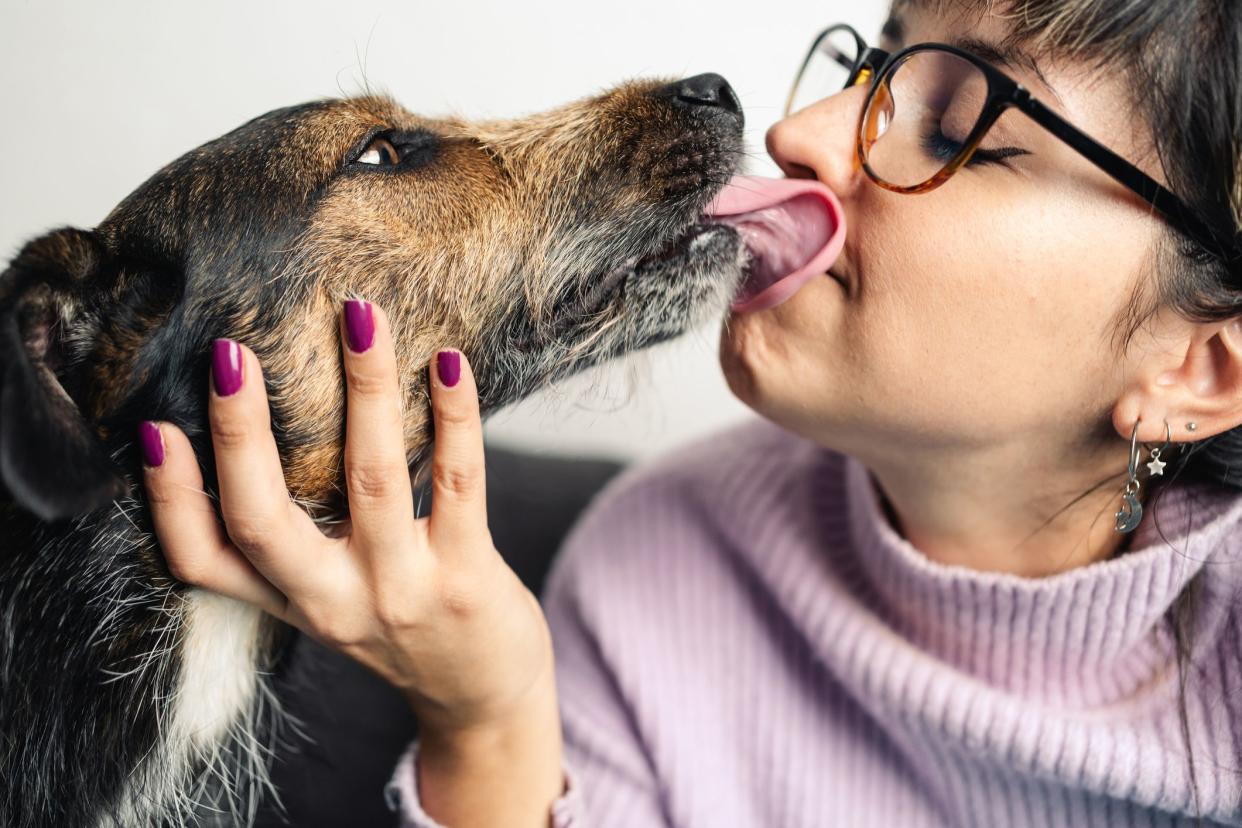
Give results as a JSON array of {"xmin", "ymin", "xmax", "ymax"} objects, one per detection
[
  {"xmin": 349, "ymin": 129, "xmax": 439, "ymax": 172},
  {"xmin": 356, "ymin": 137, "xmax": 399, "ymax": 166}
]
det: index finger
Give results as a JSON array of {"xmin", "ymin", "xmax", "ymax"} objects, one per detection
[{"xmin": 427, "ymin": 348, "xmax": 489, "ymax": 553}]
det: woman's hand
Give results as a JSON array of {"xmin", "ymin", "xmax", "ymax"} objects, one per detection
[{"xmin": 140, "ymin": 301, "xmax": 563, "ymax": 826}]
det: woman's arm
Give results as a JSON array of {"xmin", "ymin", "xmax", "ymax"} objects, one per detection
[
  {"xmin": 392, "ymin": 472, "xmax": 679, "ymax": 826},
  {"xmin": 415, "ymin": 608, "xmax": 565, "ymax": 827}
]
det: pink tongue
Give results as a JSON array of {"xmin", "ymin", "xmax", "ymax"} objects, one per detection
[{"xmin": 706, "ymin": 175, "xmax": 846, "ymax": 314}]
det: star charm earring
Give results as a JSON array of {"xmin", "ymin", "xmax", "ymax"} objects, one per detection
[
  {"xmin": 1146, "ymin": 450, "xmax": 1166, "ymax": 476},
  {"xmin": 1145, "ymin": 420, "xmax": 1171, "ymax": 477}
]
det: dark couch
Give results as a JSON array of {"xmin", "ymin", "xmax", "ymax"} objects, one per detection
[{"xmin": 254, "ymin": 446, "xmax": 623, "ymax": 827}]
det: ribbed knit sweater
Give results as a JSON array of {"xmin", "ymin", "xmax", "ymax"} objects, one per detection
[{"xmin": 388, "ymin": 418, "xmax": 1242, "ymax": 826}]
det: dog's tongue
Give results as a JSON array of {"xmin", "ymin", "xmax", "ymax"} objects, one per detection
[{"xmin": 707, "ymin": 175, "xmax": 846, "ymax": 314}]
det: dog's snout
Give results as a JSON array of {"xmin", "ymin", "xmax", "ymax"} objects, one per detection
[{"xmin": 661, "ymin": 73, "xmax": 743, "ymax": 125}]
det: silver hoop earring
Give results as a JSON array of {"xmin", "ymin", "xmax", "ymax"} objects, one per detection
[{"xmin": 1115, "ymin": 419, "xmax": 1144, "ymax": 533}]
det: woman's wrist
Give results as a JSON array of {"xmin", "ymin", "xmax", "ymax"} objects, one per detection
[{"xmin": 416, "ymin": 672, "xmax": 565, "ymax": 827}]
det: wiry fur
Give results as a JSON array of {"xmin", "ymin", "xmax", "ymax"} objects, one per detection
[{"xmin": 1, "ymin": 79, "xmax": 745, "ymax": 825}]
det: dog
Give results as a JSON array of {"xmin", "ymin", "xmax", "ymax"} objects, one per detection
[{"xmin": 0, "ymin": 73, "xmax": 750, "ymax": 826}]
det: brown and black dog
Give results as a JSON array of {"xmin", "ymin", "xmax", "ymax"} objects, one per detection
[{"xmin": 0, "ymin": 75, "xmax": 746, "ymax": 826}]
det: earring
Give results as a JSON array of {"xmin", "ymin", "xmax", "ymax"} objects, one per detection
[
  {"xmin": 1187, "ymin": 422, "xmax": 1198, "ymax": 433},
  {"xmin": 1115, "ymin": 419, "xmax": 1144, "ymax": 533},
  {"xmin": 1145, "ymin": 420, "xmax": 1171, "ymax": 477}
]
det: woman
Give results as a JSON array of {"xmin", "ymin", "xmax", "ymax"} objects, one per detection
[{"xmin": 139, "ymin": 0, "xmax": 1242, "ymax": 824}]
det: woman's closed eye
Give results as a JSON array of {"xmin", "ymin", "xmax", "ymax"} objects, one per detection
[{"xmin": 922, "ymin": 127, "xmax": 1030, "ymax": 168}]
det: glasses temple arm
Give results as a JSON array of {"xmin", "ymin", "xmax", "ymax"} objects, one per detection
[{"xmin": 1020, "ymin": 94, "xmax": 1235, "ymax": 264}]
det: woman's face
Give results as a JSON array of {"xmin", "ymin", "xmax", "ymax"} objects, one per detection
[{"xmin": 720, "ymin": 2, "xmax": 1173, "ymax": 473}]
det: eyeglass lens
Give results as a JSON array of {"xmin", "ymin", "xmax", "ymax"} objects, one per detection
[
  {"xmin": 787, "ymin": 27, "xmax": 860, "ymax": 116},
  {"xmin": 791, "ymin": 36, "xmax": 993, "ymax": 190}
]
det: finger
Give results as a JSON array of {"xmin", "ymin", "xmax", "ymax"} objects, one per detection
[
  {"xmin": 209, "ymin": 338, "xmax": 324, "ymax": 590},
  {"xmin": 427, "ymin": 347, "xmax": 489, "ymax": 553},
  {"xmin": 340, "ymin": 301, "xmax": 418, "ymax": 559},
  {"xmin": 140, "ymin": 421, "xmax": 288, "ymax": 617}
]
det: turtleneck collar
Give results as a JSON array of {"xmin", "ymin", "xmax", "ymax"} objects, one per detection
[{"xmin": 838, "ymin": 453, "xmax": 1242, "ymax": 707}]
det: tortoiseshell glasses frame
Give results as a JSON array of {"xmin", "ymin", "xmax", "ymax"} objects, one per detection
[{"xmin": 787, "ymin": 23, "xmax": 1232, "ymax": 264}]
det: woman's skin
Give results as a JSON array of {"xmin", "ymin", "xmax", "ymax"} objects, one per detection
[{"xmin": 143, "ymin": 3, "xmax": 1242, "ymax": 825}]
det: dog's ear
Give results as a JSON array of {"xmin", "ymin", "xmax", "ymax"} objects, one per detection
[{"xmin": 0, "ymin": 228, "xmax": 127, "ymax": 521}]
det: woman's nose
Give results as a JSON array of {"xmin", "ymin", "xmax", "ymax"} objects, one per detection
[{"xmin": 765, "ymin": 84, "xmax": 870, "ymax": 197}]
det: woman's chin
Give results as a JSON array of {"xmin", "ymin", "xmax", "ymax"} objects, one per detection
[
  {"xmin": 717, "ymin": 309, "xmax": 779, "ymax": 415},
  {"xmin": 718, "ymin": 281, "xmax": 848, "ymax": 434}
]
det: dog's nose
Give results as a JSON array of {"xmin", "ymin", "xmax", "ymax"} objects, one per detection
[{"xmin": 662, "ymin": 73, "xmax": 743, "ymax": 123}]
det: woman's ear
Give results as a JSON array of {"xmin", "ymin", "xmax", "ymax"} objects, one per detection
[
  {"xmin": 0, "ymin": 227, "xmax": 127, "ymax": 521},
  {"xmin": 1115, "ymin": 316, "xmax": 1242, "ymax": 443}
]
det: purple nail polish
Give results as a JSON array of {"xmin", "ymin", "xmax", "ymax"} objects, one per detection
[
  {"xmin": 212, "ymin": 339, "xmax": 243, "ymax": 397},
  {"xmin": 138, "ymin": 421, "xmax": 164, "ymax": 467},
  {"xmin": 344, "ymin": 300, "xmax": 375, "ymax": 353},
  {"xmin": 437, "ymin": 350, "xmax": 461, "ymax": 388}
]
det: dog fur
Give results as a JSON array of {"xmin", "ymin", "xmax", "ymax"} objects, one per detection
[{"xmin": 0, "ymin": 78, "xmax": 744, "ymax": 826}]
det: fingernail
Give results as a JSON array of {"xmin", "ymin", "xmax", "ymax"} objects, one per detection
[
  {"xmin": 212, "ymin": 339, "xmax": 244, "ymax": 397},
  {"xmin": 437, "ymin": 350, "xmax": 461, "ymax": 388},
  {"xmin": 138, "ymin": 421, "xmax": 164, "ymax": 467},
  {"xmin": 344, "ymin": 300, "xmax": 375, "ymax": 353}
]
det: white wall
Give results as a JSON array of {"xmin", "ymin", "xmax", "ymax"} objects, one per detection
[{"xmin": 1, "ymin": 0, "xmax": 888, "ymax": 460}]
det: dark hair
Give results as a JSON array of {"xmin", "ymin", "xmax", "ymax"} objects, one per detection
[{"xmin": 926, "ymin": 0, "xmax": 1242, "ymax": 820}]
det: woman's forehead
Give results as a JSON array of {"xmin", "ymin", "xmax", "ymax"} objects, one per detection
[
  {"xmin": 885, "ymin": 1, "xmax": 1061, "ymax": 102},
  {"xmin": 886, "ymin": 0, "xmax": 1012, "ymax": 43}
]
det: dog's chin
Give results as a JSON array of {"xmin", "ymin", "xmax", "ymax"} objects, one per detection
[
  {"xmin": 598, "ymin": 223, "xmax": 740, "ymax": 311},
  {"xmin": 489, "ymin": 216, "xmax": 743, "ymax": 413},
  {"xmin": 580, "ymin": 221, "xmax": 744, "ymax": 353}
]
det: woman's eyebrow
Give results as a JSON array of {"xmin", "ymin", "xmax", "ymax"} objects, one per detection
[
  {"xmin": 951, "ymin": 35, "xmax": 1064, "ymax": 105},
  {"xmin": 881, "ymin": 16, "xmax": 904, "ymax": 45},
  {"xmin": 881, "ymin": 12, "xmax": 1064, "ymax": 106}
]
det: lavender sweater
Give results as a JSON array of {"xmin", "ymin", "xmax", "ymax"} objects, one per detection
[{"xmin": 388, "ymin": 419, "xmax": 1242, "ymax": 826}]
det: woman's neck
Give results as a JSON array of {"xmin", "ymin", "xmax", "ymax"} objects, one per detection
[{"xmin": 864, "ymin": 439, "xmax": 1135, "ymax": 578}]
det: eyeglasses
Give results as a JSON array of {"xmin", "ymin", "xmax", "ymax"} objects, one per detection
[{"xmin": 786, "ymin": 23, "xmax": 1233, "ymax": 265}]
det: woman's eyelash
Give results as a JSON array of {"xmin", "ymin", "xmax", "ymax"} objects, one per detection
[
  {"xmin": 923, "ymin": 130, "xmax": 1030, "ymax": 167},
  {"xmin": 971, "ymin": 146, "xmax": 1031, "ymax": 164}
]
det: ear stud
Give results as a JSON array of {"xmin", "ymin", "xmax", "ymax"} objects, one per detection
[{"xmin": 1187, "ymin": 422, "xmax": 1198, "ymax": 432}]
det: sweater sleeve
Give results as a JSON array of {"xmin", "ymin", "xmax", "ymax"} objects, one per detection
[
  {"xmin": 384, "ymin": 739, "xmax": 584, "ymax": 827},
  {"xmin": 384, "ymin": 509, "xmax": 669, "ymax": 827}
]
